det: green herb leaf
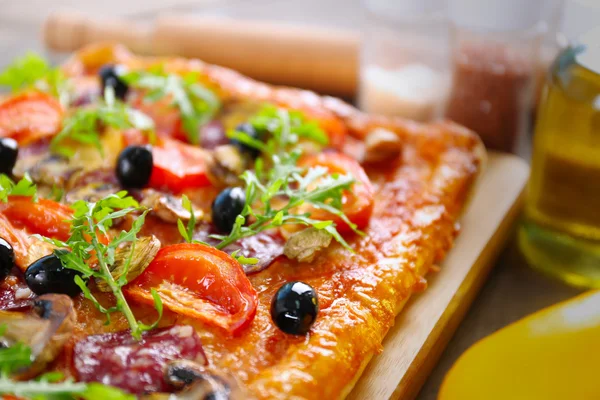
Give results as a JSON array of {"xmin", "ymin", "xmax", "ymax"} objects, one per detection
[
  {"xmin": 123, "ymin": 69, "xmax": 220, "ymax": 145},
  {"xmin": 80, "ymin": 382, "xmax": 136, "ymax": 400},
  {"xmin": 0, "ymin": 53, "xmax": 71, "ymax": 107},
  {"xmin": 230, "ymin": 249, "xmax": 259, "ymax": 265},
  {"xmin": 0, "ymin": 53, "xmax": 51, "ymax": 92},
  {"xmin": 212, "ymin": 106, "xmax": 358, "ymax": 254},
  {"xmin": 0, "ymin": 341, "xmax": 32, "ymax": 376},
  {"xmin": 178, "ymin": 195, "xmax": 196, "ymax": 243},
  {"xmin": 0, "ymin": 173, "xmax": 37, "ymax": 203},
  {"xmin": 38, "ymin": 192, "xmax": 161, "ymax": 340},
  {"xmin": 50, "ymin": 87, "xmax": 155, "ymax": 158},
  {"xmin": 0, "ymin": 376, "xmax": 134, "ymax": 400}
]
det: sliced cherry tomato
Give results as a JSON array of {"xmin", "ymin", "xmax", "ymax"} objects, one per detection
[
  {"xmin": 123, "ymin": 130, "xmax": 211, "ymax": 193},
  {"xmin": 149, "ymin": 138, "xmax": 211, "ymax": 193},
  {"xmin": 125, "ymin": 243, "xmax": 258, "ymax": 335},
  {"xmin": 0, "ymin": 92, "xmax": 63, "ymax": 146},
  {"xmin": 0, "ymin": 196, "xmax": 73, "ymax": 241},
  {"xmin": 299, "ymin": 152, "xmax": 375, "ymax": 233}
]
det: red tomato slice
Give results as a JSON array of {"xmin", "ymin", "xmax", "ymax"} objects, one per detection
[
  {"xmin": 0, "ymin": 196, "xmax": 73, "ymax": 241},
  {"xmin": 123, "ymin": 131, "xmax": 211, "ymax": 193},
  {"xmin": 0, "ymin": 92, "xmax": 63, "ymax": 146},
  {"xmin": 125, "ymin": 243, "xmax": 258, "ymax": 335},
  {"xmin": 299, "ymin": 152, "xmax": 375, "ymax": 233},
  {"xmin": 149, "ymin": 138, "xmax": 211, "ymax": 193}
]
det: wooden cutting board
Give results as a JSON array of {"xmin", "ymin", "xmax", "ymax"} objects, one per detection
[{"xmin": 349, "ymin": 152, "xmax": 530, "ymax": 400}]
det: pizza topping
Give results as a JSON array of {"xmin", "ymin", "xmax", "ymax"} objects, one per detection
[
  {"xmin": 206, "ymin": 144, "xmax": 246, "ymax": 188},
  {"xmin": 0, "ymin": 196, "xmax": 72, "ymax": 242},
  {"xmin": 211, "ymin": 187, "xmax": 246, "ymax": 234},
  {"xmin": 283, "ymin": 227, "xmax": 332, "ymax": 263},
  {"xmin": 74, "ymin": 325, "xmax": 206, "ymax": 394},
  {"xmin": 125, "ymin": 243, "xmax": 258, "ymax": 335},
  {"xmin": 16, "ymin": 154, "xmax": 80, "ymax": 192},
  {"xmin": 37, "ymin": 192, "xmax": 163, "ymax": 340},
  {"xmin": 199, "ymin": 120, "xmax": 228, "ymax": 149},
  {"xmin": 99, "ymin": 64, "xmax": 129, "ymax": 101},
  {"xmin": 164, "ymin": 360, "xmax": 206, "ymax": 390},
  {"xmin": 230, "ymin": 122, "xmax": 262, "ymax": 159},
  {"xmin": 219, "ymin": 232, "xmax": 285, "ymax": 275},
  {"xmin": 141, "ymin": 191, "xmax": 204, "ymax": 224},
  {"xmin": 210, "ymin": 106, "xmax": 360, "ymax": 256},
  {"xmin": 363, "ymin": 127, "xmax": 403, "ymax": 164},
  {"xmin": 0, "ymin": 238, "xmax": 15, "ymax": 281},
  {"xmin": 116, "ymin": 145, "xmax": 154, "ymax": 189},
  {"xmin": 95, "ymin": 235, "xmax": 160, "ymax": 293},
  {"xmin": 24, "ymin": 254, "xmax": 83, "ymax": 297},
  {"xmin": 123, "ymin": 69, "xmax": 220, "ymax": 145},
  {"xmin": 0, "ymin": 138, "xmax": 18, "ymax": 175},
  {"xmin": 1, "ymin": 294, "xmax": 75, "ymax": 379},
  {"xmin": 0, "ymin": 92, "xmax": 63, "ymax": 146},
  {"xmin": 147, "ymin": 137, "xmax": 211, "ymax": 193},
  {"xmin": 0, "ymin": 53, "xmax": 70, "ymax": 107},
  {"xmin": 298, "ymin": 152, "xmax": 375, "ymax": 233},
  {"xmin": 271, "ymin": 281, "xmax": 319, "ymax": 335},
  {"xmin": 50, "ymin": 87, "xmax": 154, "ymax": 158},
  {"xmin": 164, "ymin": 362, "xmax": 245, "ymax": 399}
]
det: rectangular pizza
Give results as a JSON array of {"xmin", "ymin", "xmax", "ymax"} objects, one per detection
[{"xmin": 0, "ymin": 43, "xmax": 484, "ymax": 399}]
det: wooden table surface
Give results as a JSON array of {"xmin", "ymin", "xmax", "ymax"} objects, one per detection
[{"xmin": 0, "ymin": 0, "xmax": 588, "ymax": 399}]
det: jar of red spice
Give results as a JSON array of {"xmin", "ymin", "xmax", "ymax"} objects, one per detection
[{"xmin": 444, "ymin": 0, "xmax": 549, "ymax": 154}]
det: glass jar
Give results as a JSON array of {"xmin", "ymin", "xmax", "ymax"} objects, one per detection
[
  {"xmin": 519, "ymin": 30, "xmax": 600, "ymax": 288},
  {"xmin": 444, "ymin": 0, "xmax": 545, "ymax": 154},
  {"xmin": 359, "ymin": 0, "xmax": 450, "ymax": 122}
]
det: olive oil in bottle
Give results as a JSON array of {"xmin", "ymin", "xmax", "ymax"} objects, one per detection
[{"xmin": 519, "ymin": 39, "xmax": 600, "ymax": 287}]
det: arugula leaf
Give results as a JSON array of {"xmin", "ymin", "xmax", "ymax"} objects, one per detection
[
  {"xmin": 0, "ymin": 174, "xmax": 37, "ymax": 203},
  {"xmin": 0, "ymin": 53, "xmax": 71, "ymax": 107},
  {"xmin": 230, "ymin": 249, "xmax": 259, "ymax": 265},
  {"xmin": 177, "ymin": 195, "xmax": 196, "ymax": 243},
  {"xmin": 213, "ymin": 106, "xmax": 358, "ymax": 253},
  {"xmin": 50, "ymin": 87, "xmax": 154, "ymax": 158},
  {"xmin": 123, "ymin": 68, "xmax": 220, "ymax": 145},
  {"xmin": 0, "ymin": 53, "xmax": 51, "ymax": 92},
  {"xmin": 37, "ymin": 192, "xmax": 161, "ymax": 340},
  {"xmin": 0, "ymin": 377, "xmax": 134, "ymax": 400},
  {"xmin": 0, "ymin": 341, "xmax": 31, "ymax": 376}
]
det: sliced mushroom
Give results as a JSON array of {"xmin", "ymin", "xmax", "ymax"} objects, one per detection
[
  {"xmin": 65, "ymin": 182, "xmax": 121, "ymax": 203},
  {"xmin": 14, "ymin": 154, "xmax": 83, "ymax": 190},
  {"xmin": 164, "ymin": 360, "xmax": 207, "ymax": 390},
  {"xmin": 147, "ymin": 360, "xmax": 250, "ymax": 400},
  {"xmin": 283, "ymin": 227, "xmax": 333, "ymax": 263},
  {"xmin": 0, "ymin": 294, "xmax": 76, "ymax": 380},
  {"xmin": 96, "ymin": 236, "xmax": 161, "ymax": 292},
  {"xmin": 141, "ymin": 191, "xmax": 205, "ymax": 224},
  {"xmin": 206, "ymin": 145, "xmax": 246, "ymax": 188},
  {"xmin": 363, "ymin": 128, "xmax": 403, "ymax": 164}
]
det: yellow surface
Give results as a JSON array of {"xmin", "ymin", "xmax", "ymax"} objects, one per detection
[{"xmin": 439, "ymin": 290, "xmax": 600, "ymax": 400}]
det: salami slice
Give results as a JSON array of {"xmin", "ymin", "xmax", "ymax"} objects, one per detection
[{"xmin": 73, "ymin": 325, "xmax": 206, "ymax": 394}]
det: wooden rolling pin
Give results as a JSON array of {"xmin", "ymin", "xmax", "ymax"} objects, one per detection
[{"xmin": 44, "ymin": 12, "xmax": 360, "ymax": 97}]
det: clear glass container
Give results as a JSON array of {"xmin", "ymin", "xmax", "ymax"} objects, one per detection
[
  {"xmin": 359, "ymin": 0, "xmax": 450, "ymax": 122},
  {"xmin": 519, "ymin": 34, "xmax": 600, "ymax": 288},
  {"xmin": 443, "ymin": 0, "xmax": 545, "ymax": 154}
]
